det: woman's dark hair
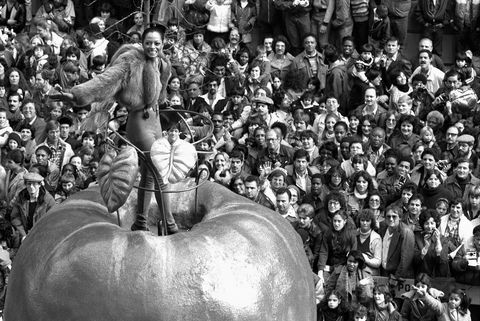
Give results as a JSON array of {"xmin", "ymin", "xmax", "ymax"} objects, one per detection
[
  {"xmin": 350, "ymin": 170, "xmax": 374, "ymax": 194},
  {"xmin": 324, "ymin": 190, "xmax": 347, "ymax": 212},
  {"xmin": 373, "ymin": 284, "xmax": 394, "ymax": 304},
  {"xmin": 18, "ymin": 123, "xmax": 36, "ymax": 138},
  {"xmin": 450, "ymin": 197, "xmax": 467, "ymax": 214},
  {"xmin": 229, "ymin": 175, "xmax": 244, "ymax": 192},
  {"xmin": 397, "ymin": 114, "xmax": 420, "ymax": 134},
  {"xmin": 366, "ymin": 68, "xmax": 381, "ymax": 82},
  {"xmin": 424, "ymin": 168, "xmax": 445, "ymax": 186},
  {"xmin": 356, "ymin": 209, "xmax": 377, "ymax": 230},
  {"xmin": 235, "ymin": 47, "xmax": 251, "ymax": 64},
  {"xmin": 450, "ymin": 289, "xmax": 471, "ymax": 313},
  {"xmin": 65, "ymin": 46, "xmax": 81, "ymax": 60},
  {"xmin": 271, "ymin": 121, "xmax": 288, "ymax": 139},
  {"xmin": 421, "ymin": 148, "xmax": 439, "ymax": 161},
  {"xmin": 365, "ymin": 190, "xmax": 385, "ymax": 211},
  {"xmin": 324, "ymin": 166, "xmax": 347, "ymax": 187},
  {"xmin": 300, "ymin": 129, "xmax": 318, "ymax": 146},
  {"xmin": 320, "ymin": 141, "xmax": 339, "ymax": 160},
  {"xmin": 307, "ymin": 77, "xmax": 320, "ymax": 92},
  {"xmin": 357, "ymin": 114, "xmax": 376, "ymax": 136},
  {"xmin": 272, "ymin": 35, "xmax": 291, "ymax": 54},
  {"xmin": 61, "ymin": 163, "xmax": 80, "ymax": 179},
  {"xmin": 415, "ymin": 272, "xmax": 432, "ymax": 288},
  {"xmin": 419, "ymin": 209, "xmax": 441, "ymax": 228},
  {"xmin": 318, "ymin": 289, "xmax": 348, "ymax": 314}
]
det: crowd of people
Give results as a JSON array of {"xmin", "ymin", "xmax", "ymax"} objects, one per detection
[{"xmin": 0, "ymin": 0, "xmax": 478, "ymax": 319}]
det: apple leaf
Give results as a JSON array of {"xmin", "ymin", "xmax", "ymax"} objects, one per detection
[
  {"xmin": 150, "ymin": 138, "xmax": 197, "ymax": 184},
  {"xmin": 97, "ymin": 146, "xmax": 139, "ymax": 212}
]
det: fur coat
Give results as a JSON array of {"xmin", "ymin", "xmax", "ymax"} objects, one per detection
[{"xmin": 71, "ymin": 44, "xmax": 171, "ymax": 113}]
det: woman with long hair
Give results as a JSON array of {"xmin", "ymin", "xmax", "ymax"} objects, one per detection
[
  {"xmin": 368, "ymin": 284, "xmax": 401, "ymax": 321},
  {"xmin": 356, "ymin": 209, "xmax": 382, "ymax": 275},
  {"xmin": 346, "ymin": 170, "xmax": 375, "ymax": 219},
  {"xmin": 317, "ymin": 210, "xmax": 357, "ymax": 285}
]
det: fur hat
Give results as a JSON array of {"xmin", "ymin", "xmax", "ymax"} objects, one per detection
[{"xmin": 7, "ymin": 132, "xmax": 22, "ymax": 146}]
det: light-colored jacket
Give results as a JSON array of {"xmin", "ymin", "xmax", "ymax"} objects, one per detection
[{"xmin": 206, "ymin": 0, "xmax": 232, "ymax": 33}]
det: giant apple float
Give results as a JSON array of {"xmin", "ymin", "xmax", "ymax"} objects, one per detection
[{"xmin": 4, "ymin": 179, "xmax": 316, "ymax": 320}]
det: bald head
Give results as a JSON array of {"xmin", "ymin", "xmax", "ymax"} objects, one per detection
[{"xmin": 419, "ymin": 38, "xmax": 433, "ymax": 52}]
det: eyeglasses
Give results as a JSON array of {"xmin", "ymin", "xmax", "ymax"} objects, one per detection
[
  {"xmin": 328, "ymin": 200, "xmax": 340, "ymax": 205},
  {"xmin": 386, "ymin": 215, "xmax": 399, "ymax": 219}
]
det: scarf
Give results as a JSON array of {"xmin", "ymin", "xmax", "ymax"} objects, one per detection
[
  {"xmin": 358, "ymin": 229, "xmax": 371, "ymax": 243},
  {"xmin": 396, "ymin": 82, "xmax": 410, "ymax": 93},
  {"xmin": 336, "ymin": 265, "xmax": 358, "ymax": 305}
]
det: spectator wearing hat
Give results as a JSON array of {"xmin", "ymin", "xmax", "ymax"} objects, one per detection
[
  {"xmin": 0, "ymin": 0, "xmax": 26, "ymax": 33},
  {"xmin": 32, "ymin": 145, "xmax": 60, "ymax": 194},
  {"xmin": 58, "ymin": 115, "xmax": 79, "ymax": 150},
  {"xmin": 243, "ymin": 175, "xmax": 275, "ymax": 210},
  {"xmin": 33, "ymin": 120, "xmax": 74, "ymax": 172},
  {"xmin": 250, "ymin": 95, "xmax": 277, "ymax": 128},
  {"xmin": 457, "ymin": 134, "xmax": 477, "ymax": 166},
  {"xmin": 10, "ymin": 170, "xmax": 55, "ymax": 240}
]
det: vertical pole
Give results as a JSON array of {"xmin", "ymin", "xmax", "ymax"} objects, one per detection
[{"xmin": 145, "ymin": 0, "xmax": 151, "ymax": 26}]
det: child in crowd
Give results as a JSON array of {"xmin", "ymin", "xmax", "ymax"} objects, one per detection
[
  {"xmin": 369, "ymin": 4, "xmax": 390, "ymax": 54},
  {"xmin": 317, "ymin": 290, "xmax": 350, "ymax": 321}
]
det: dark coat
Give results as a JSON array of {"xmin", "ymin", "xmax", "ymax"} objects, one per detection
[
  {"xmin": 10, "ymin": 187, "xmax": 56, "ymax": 238},
  {"xmin": 378, "ymin": 221, "xmax": 415, "ymax": 278}
]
